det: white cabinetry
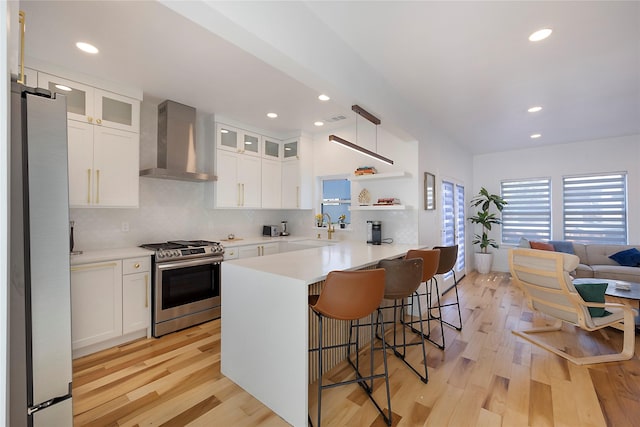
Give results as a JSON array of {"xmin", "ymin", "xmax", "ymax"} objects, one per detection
[
  {"xmin": 67, "ymin": 121, "xmax": 139, "ymax": 207},
  {"xmin": 238, "ymin": 243, "xmax": 279, "ymax": 259},
  {"xmin": 70, "ymin": 261, "xmax": 123, "ymax": 351},
  {"xmin": 213, "ymin": 123, "xmax": 311, "ymax": 209},
  {"xmin": 216, "ymin": 150, "xmax": 262, "ymax": 208},
  {"xmin": 36, "ymin": 71, "xmax": 141, "ymax": 208},
  {"xmin": 122, "ymin": 257, "xmax": 150, "ymax": 335},
  {"xmin": 216, "ymin": 124, "xmax": 261, "ymax": 157},
  {"xmin": 71, "ymin": 255, "xmax": 151, "ymax": 358},
  {"xmin": 38, "ymin": 72, "xmax": 140, "ymax": 132},
  {"xmin": 262, "ymin": 158, "xmax": 282, "ymax": 209}
]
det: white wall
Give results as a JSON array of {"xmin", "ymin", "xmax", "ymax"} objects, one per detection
[
  {"xmin": 473, "ymin": 134, "xmax": 640, "ymax": 272},
  {"xmin": 311, "ymin": 122, "xmax": 420, "ymax": 245}
]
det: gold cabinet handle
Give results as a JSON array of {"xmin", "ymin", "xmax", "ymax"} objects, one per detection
[
  {"xmin": 237, "ymin": 183, "xmax": 241, "ymax": 206},
  {"xmin": 87, "ymin": 116, "xmax": 93, "ymax": 123},
  {"xmin": 17, "ymin": 11, "xmax": 26, "ymax": 84},
  {"xmin": 145, "ymin": 274, "xmax": 149, "ymax": 308},
  {"xmin": 87, "ymin": 169, "xmax": 92, "ymax": 203},
  {"xmin": 296, "ymin": 186, "xmax": 300, "ymax": 208},
  {"xmin": 96, "ymin": 118, "xmax": 102, "ymax": 125},
  {"xmin": 134, "ymin": 263, "xmax": 140, "ymax": 269},
  {"xmin": 242, "ymin": 183, "xmax": 245, "ymax": 206},
  {"xmin": 95, "ymin": 169, "xmax": 100, "ymax": 204}
]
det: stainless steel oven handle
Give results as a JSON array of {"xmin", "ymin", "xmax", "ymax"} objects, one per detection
[{"xmin": 157, "ymin": 257, "xmax": 222, "ymax": 270}]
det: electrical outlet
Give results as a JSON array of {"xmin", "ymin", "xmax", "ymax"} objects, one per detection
[{"xmin": 121, "ymin": 222, "xmax": 129, "ymax": 232}]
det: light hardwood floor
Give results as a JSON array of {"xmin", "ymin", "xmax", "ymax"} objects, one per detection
[{"xmin": 72, "ymin": 272, "xmax": 640, "ymax": 426}]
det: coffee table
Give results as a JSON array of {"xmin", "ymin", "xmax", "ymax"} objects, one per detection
[{"xmin": 573, "ymin": 278, "xmax": 640, "ymax": 330}]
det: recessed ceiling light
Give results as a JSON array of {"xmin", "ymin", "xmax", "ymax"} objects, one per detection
[
  {"xmin": 530, "ymin": 133, "xmax": 542, "ymax": 139},
  {"xmin": 318, "ymin": 94, "xmax": 330, "ymax": 101},
  {"xmin": 529, "ymin": 28, "xmax": 552, "ymax": 42},
  {"xmin": 75, "ymin": 41, "xmax": 99, "ymax": 54},
  {"xmin": 55, "ymin": 84, "xmax": 72, "ymax": 92},
  {"xmin": 267, "ymin": 112, "xmax": 278, "ymax": 119},
  {"xmin": 528, "ymin": 106, "xmax": 543, "ymax": 113},
  {"xmin": 314, "ymin": 121, "xmax": 324, "ymax": 127}
]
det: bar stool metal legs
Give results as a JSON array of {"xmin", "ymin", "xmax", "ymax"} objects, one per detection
[
  {"xmin": 404, "ymin": 249, "xmax": 446, "ymax": 349},
  {"xmin": 375, "ymin": 257, "xmax": 430, "ymax": 382},
  {"xmin": 309, "ymin": 269, "xmax": 392, "ymax": 427},
  {"xmin": 432, "ymin": 245, "xmax": 463, "ymax": 331}
]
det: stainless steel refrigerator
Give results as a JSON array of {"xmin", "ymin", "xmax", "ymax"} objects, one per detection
[{"xmin": 9, "ymin": 81, "xmax": 73, "ymax": 426}]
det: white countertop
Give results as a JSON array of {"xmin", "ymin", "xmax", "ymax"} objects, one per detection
[
  {"xmin": 224, "ymin": 240, "xmax": 421, "ymax": 284},
  {"xmin": 70, "ymin": 247, "xmax": 154, "ymax": 265}
]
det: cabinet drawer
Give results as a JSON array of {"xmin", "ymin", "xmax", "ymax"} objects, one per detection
[
  {"xmin": 123, "ymin": 257, "xmax": 150, "ymax": 275},
  {"xmin": 224, "ymin": 248, "xmax": 239, "ymax": 260}
]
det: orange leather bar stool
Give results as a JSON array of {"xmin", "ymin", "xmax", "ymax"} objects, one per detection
[
  {"xmin": 308, "ymin": 269, "xmax": 392, "ymax": 427},
  {"xmin": 375, "ymin": 258, "xmax": 430, "ymax": 383},
  {"xmin": 404, "ymin": 249, "xmax": 445, "ymax": 349},
  {"xmin": 432, "ymin": 245, "xmax": 463, "ymax": 331}
]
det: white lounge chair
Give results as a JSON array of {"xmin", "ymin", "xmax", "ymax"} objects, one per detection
[{"xmin": 509, "ymin": 248, "xmax": 635, "ymax": 365}]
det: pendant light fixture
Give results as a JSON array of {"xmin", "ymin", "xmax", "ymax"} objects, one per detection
[{"xmin": 329, "ymin": 105, "xmax": 393, "ymax": 165}]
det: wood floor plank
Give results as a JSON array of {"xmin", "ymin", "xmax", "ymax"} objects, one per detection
[{"xmin": 72, "ymin": 272, "xmax": 640, "ymax": 426}]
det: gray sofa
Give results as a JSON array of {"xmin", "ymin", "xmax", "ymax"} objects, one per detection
[{"xmin": 571, "ymin": 243, "xmax": 640, "ymax": 282}]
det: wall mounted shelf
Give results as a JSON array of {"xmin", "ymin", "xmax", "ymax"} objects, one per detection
[
  {"xmin": 350, "ymin": 204, "xmax": 411, "ymax": 211},
  {"xmin": 349, "ymin": 171, "xmax": 410, "ymax": 182}
]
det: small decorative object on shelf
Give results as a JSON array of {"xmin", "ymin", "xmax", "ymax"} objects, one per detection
[
  {"xmin": 373, "ymin": 197, "xmax": 401, "ymax": 206},
  {"xmin": 354, "ymin": 166, "xmax": 377, "ymax": 176},
  {"xmin": 315, "ymin": 213, "xmax": 323, "ymax": 227},
  {"xmin": 358, "ymin": 188, "xmax": 372, "ymax": 205},
  {"xmin": 338, "ymin": 214, "xmax": 346, "ymax": 228}
]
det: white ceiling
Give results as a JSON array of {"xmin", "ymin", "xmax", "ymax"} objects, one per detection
[{"xmin": 19, "ymin": 1, "xmax": 640, "ymax": 154}]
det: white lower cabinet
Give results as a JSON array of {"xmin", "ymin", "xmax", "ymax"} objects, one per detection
[
  {"xmin": 238, "ymin": 243, "xmax": 279, "ymax": 259},
  {"xmin": 122, "ymin": 258, "xmax": 150, "ymax": 335},
  {"xmin": 70, "ymin": 260, "xmax": 123, "ymax": 350},
  {"xmin": 71, "ymin": 256, "xmax": 150, "ymax": 358}
]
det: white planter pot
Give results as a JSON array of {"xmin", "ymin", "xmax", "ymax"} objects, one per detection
[{"xmin": 475, "ymin": 252, "xmax": 493, "ymax": 274}]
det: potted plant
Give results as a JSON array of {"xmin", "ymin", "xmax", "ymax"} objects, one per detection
[
  {"xmin": 468, "ymin": 187, "xmax": 507, "ymax": 274},
  {"xmin": 338, "ymin": 214, "xmax": 346, "ymax": 228},
  {"xmin": 315, "ymin": 213, "xmax": 323, "ymax": 227}
]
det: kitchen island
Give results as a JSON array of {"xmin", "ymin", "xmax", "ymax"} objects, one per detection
[{"xmin": 221, "ymin": 240, "xmax": 421, "ymax": 427}]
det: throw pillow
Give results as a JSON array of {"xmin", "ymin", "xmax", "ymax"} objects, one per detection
[
  {"xmin": 530, "ymin": 241, "xmax": 555, "ymax": 251},
  {"xmin": 549, "ymin": 240, "xmax": 575, "ymax": 254},
  {"xmin": 573, "ymin": 282, "xmax": 612, "ymax": 317},
  {"xmin": 518, "ymin": 237, "xmax": 530, "ymax": 248},
  {"xmin": 608, "ymin": 248, "xmax": 640, "ymax": 267}
]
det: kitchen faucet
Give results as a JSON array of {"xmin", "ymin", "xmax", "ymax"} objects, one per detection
[{"xmin": 322, "ymin": 213, "xmax": 334, "ymax": 240}]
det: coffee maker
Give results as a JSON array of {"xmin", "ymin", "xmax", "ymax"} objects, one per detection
[{"xmin": 366, "ymin": 220, "xmax": 382, "ymax": 245}]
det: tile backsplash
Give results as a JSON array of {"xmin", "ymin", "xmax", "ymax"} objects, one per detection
[{"xmin": 70, "ymin": 178, "xmax": 312, "ymax": 251}]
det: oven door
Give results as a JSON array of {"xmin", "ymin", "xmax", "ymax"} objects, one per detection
[{"xmin": 155, "ymin": 257, "xmax": 221, "ymax": 323}]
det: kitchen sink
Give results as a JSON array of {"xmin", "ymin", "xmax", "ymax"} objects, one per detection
[{"xmin": 279, "ymin": 239, "xmax": 336, "ymax": 253}]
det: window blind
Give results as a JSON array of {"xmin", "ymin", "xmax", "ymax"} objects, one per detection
[
  {"xmin": 563, "ymin": 173, "xmax": 627, "ymax": 244},
  {"xmin": 501, "ymin": 179, "xmax": 551, "ymax": 244}
]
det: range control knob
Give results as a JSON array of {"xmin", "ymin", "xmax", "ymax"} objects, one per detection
[{"xmin": 157, "ymin": 252, "xmax": 164, "ymax": 259}]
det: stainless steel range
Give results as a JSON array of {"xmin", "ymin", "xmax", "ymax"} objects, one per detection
[{"xmin": 140, "ymin": 240, "xmax": 224, "ymax": 337}]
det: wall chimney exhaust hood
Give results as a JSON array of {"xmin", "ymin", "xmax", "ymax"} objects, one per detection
[{"xmin": 140, "ymin": 100, "xmax": 216, "ymax": 182}]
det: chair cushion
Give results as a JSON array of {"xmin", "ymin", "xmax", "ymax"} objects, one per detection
[
  {"xmin": 608, "ymin": 248, "xmax": 640, "ymax": 267},
  {"xmin": 573, "ymin": 283, "xmax": 612, "ymax": 317},
  {"xmin": 530, "ymin": 241, "xmax": 555, "ymax": 251}
]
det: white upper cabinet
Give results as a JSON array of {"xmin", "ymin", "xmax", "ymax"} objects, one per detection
[
  {"xmin": 216, "ymin": 123, "xmax": 261, "ymax": 157},
  {"xmin": 263, "ymin": 137, "xmax": 281, "ymax": 160},
  {"xmin": 67, "ymin": 121, "xmax": 139, "ymax": 207},
  {"xmin": 262, "ymin": 158, "xmax": 282, "ymax": 209},
  {"xmin": 282, "ymin": 138, "xmax": 299, "ymax": 161},
  {"xmin": 38, "ymin": 72, "xmax": 140, "ymax": 133}
]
